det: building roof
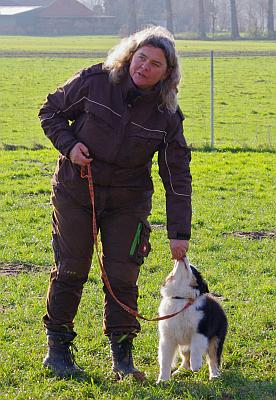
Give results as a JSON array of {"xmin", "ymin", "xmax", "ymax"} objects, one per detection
[
  {"xmin": 38, "ymin": 0, "xmax": 96, "ymax": 18},
  {"xmin": 0, "ymin": 5, "xmax": 41, "ymax": 15}
]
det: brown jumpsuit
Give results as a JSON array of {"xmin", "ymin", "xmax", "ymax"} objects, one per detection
[{"xmin": 39, "ymin": 63, "xmax": 192, "ymax": 336}]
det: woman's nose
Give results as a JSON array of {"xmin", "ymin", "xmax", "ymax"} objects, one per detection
[{"xmin": 141, "ymin": 60, "xmax": 150, "ymax": 71}]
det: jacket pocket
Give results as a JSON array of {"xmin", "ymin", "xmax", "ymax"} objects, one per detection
[
  {"xmin": 129, "ymin": 221, "xmax": 151, "ymax": 266},
  {"xmin": 84, "ymin": 101, "xmax": 118, "ymax": 129},
  {"xmin": 116, "ymin": 129, "xmax": 164, "ymax": 167}
]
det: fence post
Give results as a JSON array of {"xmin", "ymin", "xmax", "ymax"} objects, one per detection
[{"xmin": 210, "ymin": 50, "xmax": 214, "ymax": 149}]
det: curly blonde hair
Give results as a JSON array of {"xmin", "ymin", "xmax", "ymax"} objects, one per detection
[{"xmin": 103, "ymin": 26, "xmax": 181, "ymax": 114}]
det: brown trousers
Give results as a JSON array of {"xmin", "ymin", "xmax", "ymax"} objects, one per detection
[{"xmin": 43, "ymin": 182, "xmax": 152, "ymax": 336}]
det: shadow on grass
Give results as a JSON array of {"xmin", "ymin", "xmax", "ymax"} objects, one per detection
[
  {"xmin": 1, "ymin": 143, "xmax": 275, "ymax": 154},
  {"xmin": 1, "ymin": 143, "xmax": 49, "ymax": 151},
  {"xmin": 67, "ymin": 369, "xmax": 276, "ymax": 400},
  {"xmin": 191, "ymin": 145, "xmax": 276, "ymax": 154}
]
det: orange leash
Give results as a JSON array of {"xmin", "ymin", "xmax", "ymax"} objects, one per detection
[{"xmin": 81, "ymin": 164, "xmax": 193, "ymax": 322}]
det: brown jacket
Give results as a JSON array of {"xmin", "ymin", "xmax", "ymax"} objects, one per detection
[{"xmin": 39, "ymin": 63, "xmax": 192, "ymax": 239}]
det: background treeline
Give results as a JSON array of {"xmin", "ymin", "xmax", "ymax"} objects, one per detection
[{"xmin": 80, "ymin": 0, "xmax": 275, "ymax": 39}]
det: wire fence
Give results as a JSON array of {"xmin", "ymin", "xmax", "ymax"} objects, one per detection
[
  {"xmin": 0, "ymin": 52, "xmax": 275, "ymax": 151},
  {"xmin": 179, "ymin": 52, "xmax": 276, "ymax": 150}
]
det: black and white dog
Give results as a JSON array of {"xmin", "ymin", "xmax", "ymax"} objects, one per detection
[{"xmin": 157, "ymin": 257, "xmax": 228, "ymax": 382}]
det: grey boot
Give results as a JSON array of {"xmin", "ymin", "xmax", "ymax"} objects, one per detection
[
  {"xmin": 43, "ymin": 330, "xmax": 83, "ymax": 378},
  {"xmin": 109, "ymin": 333, "xmax": 145, "ymax": 381}
]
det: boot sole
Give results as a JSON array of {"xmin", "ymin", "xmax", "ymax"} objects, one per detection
[
  {"xmin": 43, "ymin": 362, "xmax": 83, "ymax": 378},
  {"xmin": 114, "ymin": 370, "xmax": 146, "ymax": 382}
]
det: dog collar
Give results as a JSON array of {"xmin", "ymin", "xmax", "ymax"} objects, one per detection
[{"xmin": 171, "ymin": 297, "xmax": 194, "ymax": 302}]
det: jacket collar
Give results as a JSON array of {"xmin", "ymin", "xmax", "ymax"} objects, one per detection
[{"xmin": 122, "ymin": 71, "xmax": 162, "ymax": 106}]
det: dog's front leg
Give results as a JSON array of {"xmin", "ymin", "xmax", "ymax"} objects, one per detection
[
  {"xmin": 157, "ymin": 338, "xmax": 177, "ymax": 382},
  {"xmin": 190, "ymin": 333, "xmax": 208, "ymax": 372}
]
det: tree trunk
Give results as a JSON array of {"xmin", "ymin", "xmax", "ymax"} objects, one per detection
[
  {"xmin": 127, "ymin": 0, "xmax": 137, "ymax": 34},
  {"xmin": 229, "ymin": 0, "xmax": 240, "ymax": 39},
  {"xmin": 210, "ymin": 0, "xmax": 217, "ymax": 38},
  {"xmin": 267, "ymin": 0, "xmax": 275, "ymax": 38},
  {"xmin": 198, "ymin": 0, "xmax": 206, "ymax": 39},
  {"xmin": 166, "ymin": 0, "xmax": 174, "ymax": 34}
]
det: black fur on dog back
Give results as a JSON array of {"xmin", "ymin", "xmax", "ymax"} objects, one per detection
[{"xmin": 197, "ymin": 297, "xmax": 228, "ymax": 365}]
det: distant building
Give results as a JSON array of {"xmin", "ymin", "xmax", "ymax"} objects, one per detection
[
  {"xmin": 0, "ymin": 0, "xmax": 117, "ymax": 35},
  {"xmin": 0, "ymin": 5, "xmax": 41, "ymax": 34}
]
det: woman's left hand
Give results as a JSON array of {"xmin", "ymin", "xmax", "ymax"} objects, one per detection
[{"xmin": 169, "ymin": 239, "xmax": 189, "ymax": 260}]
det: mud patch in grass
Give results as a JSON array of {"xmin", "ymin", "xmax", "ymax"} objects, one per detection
[
  {"xmin": 2, "ymin": 143, "xmax": 48, "ymax": 151},
  {"xmin": 0, "ymin": 262, "xmax": 48, "ymax": 275},
  {"xmin": 224, "ymin": 231, "xmax": 276, "ymax": 239}
]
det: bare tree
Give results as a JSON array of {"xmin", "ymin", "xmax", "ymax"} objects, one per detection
[
  {"xmin": 103, "ymin": 0, "xmax": 126, "ymax": 25},
  {"xmin": 127, "ymin": 0, "xmax": 138, "ymax": 34},
  {"xmin": 103, "ymin": 0, "xmax": 274, "ymax": 38},
  {"xmin": 267, "ymin": 0, "xmax": 275, "ymax": 37},
  {"xmin": 229, "ymin": 0, "xmax": 240, "ymax": 38},
  {"xmin": 166, "ymin": 0, "xmax": 174, "ymax": 34},
  {"xmin": 198, "ymin": 0, "xmax": 207, "ymax": 38},
  {"xmin": 210, "ymin": 0, "xmax": 217, "ymax": 37},
  {"xmin": 213, "ymin": 0, "xmax": 229, "ymax": 33}
]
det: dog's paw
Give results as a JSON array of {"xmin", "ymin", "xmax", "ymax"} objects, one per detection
[
  {"xmin": 190, "ymin": 354, "xmax": 203, "ymax": 372},
  {"xmin": 209, "ymin": 371, "xmax": 220, "ymax": 380},
  {"xmin": 190, "ymin": 361, "xmax": 202, "ymax": 372},
  {"xmin": 157, "ymin": 375, "xmax": 170, "ymax": 384}
]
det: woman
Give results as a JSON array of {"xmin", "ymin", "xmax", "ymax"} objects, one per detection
[{"xmin": 39, "ymin": 26, "xmax": 192, "ymax": 380}]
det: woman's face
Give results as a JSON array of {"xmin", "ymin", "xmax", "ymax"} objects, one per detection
[{"xmin": 129, "ymin": 45, "xmax": 169, "ymax": 90}]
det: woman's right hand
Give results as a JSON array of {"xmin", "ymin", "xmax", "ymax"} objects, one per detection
[{"xmin": 69, "ymin": 142, "xmax": 92, "ymax": 167}]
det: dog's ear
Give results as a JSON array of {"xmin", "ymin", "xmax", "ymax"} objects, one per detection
[
  {"xmin": 191, "ymin": 265, "xmax": 209, "ymax": 294},
  {"xmin": 200, "ymin": 279, "xmax": 209, "ymax": 294}
]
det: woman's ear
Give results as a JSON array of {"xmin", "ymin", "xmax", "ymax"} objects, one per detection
[{"xmin": 163, "ymin": 67, "xmax": 172, "ymax": 81}]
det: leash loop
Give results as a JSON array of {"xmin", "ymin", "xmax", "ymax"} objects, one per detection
[{"xmin": 81, "ymin": 163, "xmax": 193, "ymax": 322}]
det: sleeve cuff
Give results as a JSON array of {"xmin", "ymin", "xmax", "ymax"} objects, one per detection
[
  {"xmin": 63, "ymin": 140, "xmax": 80, "ymax": 159},
  {"xmin": 168, "ymin": 231, "xmax": 191, "ymax": 240}
]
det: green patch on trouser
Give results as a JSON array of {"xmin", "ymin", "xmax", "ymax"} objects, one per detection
[{"xmin": 129, "ymin": 222, "xmax": 151, "ymax": 266}]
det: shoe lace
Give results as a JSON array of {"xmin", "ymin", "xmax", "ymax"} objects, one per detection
[{"xmin": 62, "ymin": 340, "xmax": 82, "ymax": 369}]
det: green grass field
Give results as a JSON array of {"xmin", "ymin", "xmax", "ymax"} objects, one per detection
[
  {"xmin": 0, "ymin": 148, "xmax": 275, "ymax": 399},
  {"xmin": 1, "ymin": 55, "xmax": 275, "ymax": 150},
  {"xmin": 1, "ymin": 35, "xmax": 276, "ymax": 54},
  {"xmin": 0, "ymin": 37, "xmax": 275, "ymax": 399}
]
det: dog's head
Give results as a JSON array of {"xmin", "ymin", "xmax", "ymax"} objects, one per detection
[{"xmin": 161, "ymin": 257, "xmax": 209, "ymax": 299}]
